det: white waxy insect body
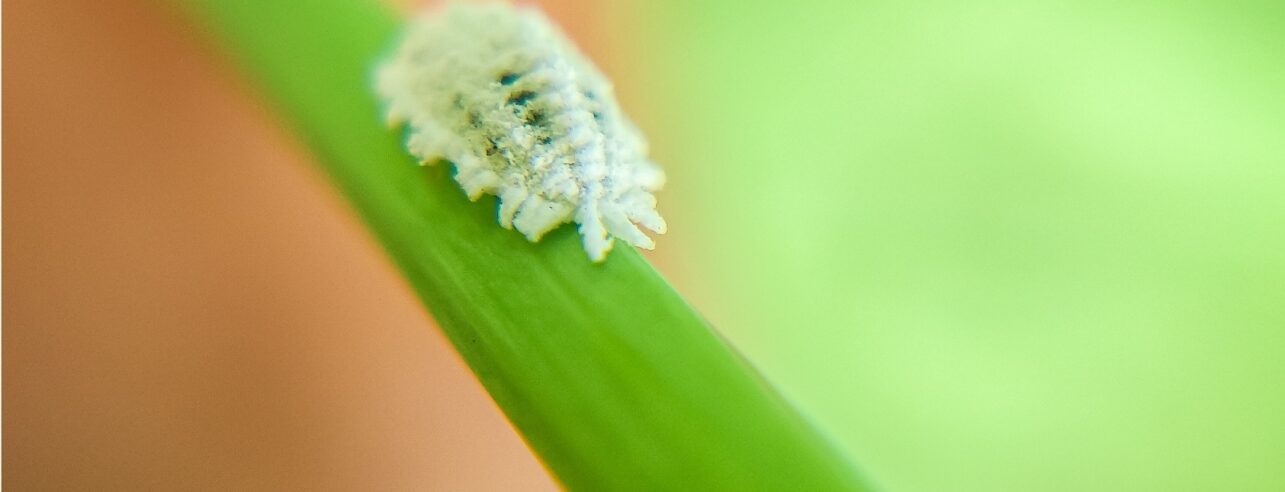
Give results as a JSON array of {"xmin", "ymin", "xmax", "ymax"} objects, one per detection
[{"xmin": 377, "ymin": 3, "xmax": 666, "ymax": 261}]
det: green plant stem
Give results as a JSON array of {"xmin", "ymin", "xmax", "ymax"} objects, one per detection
[{"xmin": 172, "ymin": 0, "xmax": 869, "ymax": 489}]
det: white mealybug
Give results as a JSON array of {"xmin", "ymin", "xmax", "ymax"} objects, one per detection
[{"xmin": 376, "ymin": 3, "xmax": 666, "ymax": 262}]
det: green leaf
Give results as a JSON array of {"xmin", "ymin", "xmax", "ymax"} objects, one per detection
[{"xmin": 171, "ymin": 0, "xmax": 869, "ymax": 489}]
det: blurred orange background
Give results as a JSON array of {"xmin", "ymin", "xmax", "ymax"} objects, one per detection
[
  {"xmin": 2, "ymin": 0, "xmax": 629, "ymax": 489},
  {"xmin": 12, "ymin": 0, "xmax": 1285, "ymax": 490}
]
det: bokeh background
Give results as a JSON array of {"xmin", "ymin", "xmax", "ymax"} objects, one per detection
[{"xmin": 6, "ymin": 0, "xmax": 1285, "ymax": 490}]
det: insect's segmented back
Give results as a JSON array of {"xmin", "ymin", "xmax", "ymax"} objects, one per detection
[{"xmin": 377, "ymin": 3, "xmax": 666, "ymax": 262}]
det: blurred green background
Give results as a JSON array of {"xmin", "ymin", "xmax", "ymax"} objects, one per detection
[
  {"xmin": 627, "ymin": 1, "xmax": 1285, "ymax": 490},
  {"xmin": 8, "ymin": 0, "xmax": 1284, "ymax": 489}
]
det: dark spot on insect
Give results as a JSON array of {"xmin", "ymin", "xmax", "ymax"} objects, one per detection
[
  {"xmin": 583, "ymin": 90, "xmax": 597, "ymax": 100},
  {"xmin": 498, "ymin": 72, "xmax": 520, "ymax": 86},
  {"xmin": 484, "ymin": 138, "xmax": 500, "ymax": 156},
  {"xmin": 539, "ymin": 135, "xmax": 553, "ymax": 145},
  {"xmin": 467, "ymin": 111, "xmax": 481, "ymax": 127},
  {"xmin": 507, "ymin": 90, "xmax": 537, "ymax": 106},
  {"xmin": 525, "ymin": 109, "xmax": 547, "ymax": 126},
  {"xmin": 592, "ymin": 111, "xmax": 603, "ymax": 121}
]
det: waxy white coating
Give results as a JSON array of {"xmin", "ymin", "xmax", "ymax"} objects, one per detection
[{"xmin": 377, "ymin": 3, "xmax": 666, "ymax": 261}]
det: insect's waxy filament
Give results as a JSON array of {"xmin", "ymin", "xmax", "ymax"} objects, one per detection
[{"xmin": 377, "ymin": 3, "xmax": 666, "ymax": 261}]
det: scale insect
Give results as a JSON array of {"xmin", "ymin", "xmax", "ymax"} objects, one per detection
[{"xmin": 376, "ymin": 3, "xmax": 666, "ymax": 262}]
